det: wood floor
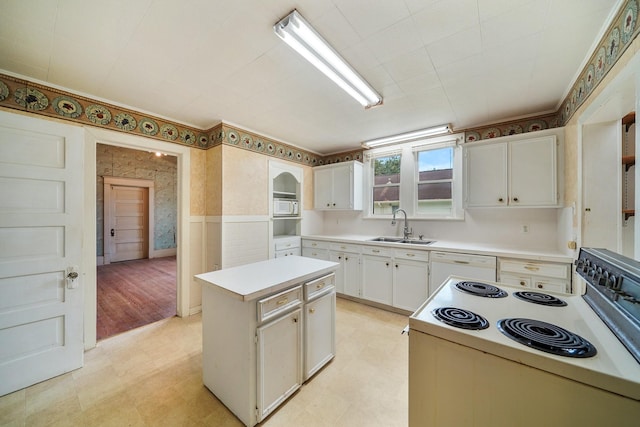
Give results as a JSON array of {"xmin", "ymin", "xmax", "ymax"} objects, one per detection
[{"xmin": 97, "ymin": 256, "xmax": 177, "ymax": 341}]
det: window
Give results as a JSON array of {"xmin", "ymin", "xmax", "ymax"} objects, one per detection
[
  {"xmin": 365, "ymin": 135, "xmax": 463, "ymax": 219},
  {"xmin": 416, "ymin": 147, "xmax": 453, "ymax": 216},
  {"xmin": 372, "ymin": 154, "xmax": 400, "ymax": 215}
]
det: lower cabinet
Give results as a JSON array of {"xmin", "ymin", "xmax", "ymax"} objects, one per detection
[
  {"xmin": 257, "ymin": 308, "xmax": 303, "ymax": 420},
  {"xmin": 393, "ymin": 250, "xmax": 429, "ymax": 311},
  {"xmin": 498, "ymin": 258, "xmax": 571, "ymax": 294},
  {"xmin": 329, "ymin": 243, "xmax": 361, "ymax": 296},
  {"xmin": 304, "ymin": 290, "xmax": 336, "ymax": 380},
  {"xmin": 361, "ymin": 249, "xmax": 394, "ymax": 305}
]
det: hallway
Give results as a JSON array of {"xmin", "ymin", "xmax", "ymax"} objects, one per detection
[{"xmin": 97, "ymin": 256, "xmax": 176, "ymax": 340}]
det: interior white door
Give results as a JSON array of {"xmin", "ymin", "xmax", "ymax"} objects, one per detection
[
  {"xmin": 109, "ymin": 185, "xmax": 148, "ymax": 262},
  {"xmin": 0, "ymin": 111, "xmax": 84, "ymax": 396},
  {"xmin": 582, "ymin": 121, "xmax": 621, "ymax": 250}
]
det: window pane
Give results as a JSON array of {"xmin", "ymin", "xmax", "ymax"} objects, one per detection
[
  {"xmin": 418, "ymin": 147, "xmax": 452, "ymax": 178},
  {"xmin": 373, "ymin": 155, "xmax": 400, "ymax": 215},
  {"xmin": 417, "ymin": 182, "xmax": 451, "ymax": 200},
  {"xmin": 374, "ymin": 155, "xmax": 401, "ymax": 184}
]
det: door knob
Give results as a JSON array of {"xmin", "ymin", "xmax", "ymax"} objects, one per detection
[
  {"xmin": 66, "ymin": 266, "xmax": 80, "ymax": 289},
  {"xmin": 110, "ymin": 229, "xmax": 115, "ymax": 236}
]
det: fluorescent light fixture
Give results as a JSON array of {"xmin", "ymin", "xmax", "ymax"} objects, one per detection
[
  {"xmin": 274, "ymin": 10, "xmax": 382, "ymax": 109},
  {"xmin": 362, "ymin": 124, "xmax": 452, "ymax": 149}
]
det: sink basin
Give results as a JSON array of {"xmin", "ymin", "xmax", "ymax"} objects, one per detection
[
  {"xmin": 368, "ymin": 237, "xmax": 434, "ymax": 245},
  {"xmin": 369, "ymin": 237, "xmax": 404, "ymax": 242},
  {"xmin": 399, "ymin": 239, "xmax": 434, "ymax": 245}
]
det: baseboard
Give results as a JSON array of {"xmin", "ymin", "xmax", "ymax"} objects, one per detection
[
  {"xmin": 151, "ymin": 248, "xmax": 177, "ymax": 258},
  {"xmin": 189, "ymin": 305, "xmax": 202, "ymax": 316}
]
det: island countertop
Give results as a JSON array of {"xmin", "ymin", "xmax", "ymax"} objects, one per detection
[{"xmin": 194, "ymin": 256, "xmax": 339, "ymax": 302}]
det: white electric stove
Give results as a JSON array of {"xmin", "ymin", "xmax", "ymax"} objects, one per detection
[{"xmin": 408, "ymin": 248, "xmax": 640, "ymax": 426}]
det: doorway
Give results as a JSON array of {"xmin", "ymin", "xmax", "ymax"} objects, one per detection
[{"xmin": 96, "ymin": 144, "xmax": 178, "ymax": 340}]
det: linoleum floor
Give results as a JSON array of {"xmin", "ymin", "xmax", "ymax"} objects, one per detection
[{"xmin": 0, "ymin": 298, "xmax": 409, "ymax": 426}]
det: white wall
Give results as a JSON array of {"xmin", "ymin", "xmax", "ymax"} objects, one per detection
[{"xmin": 320, "ymin": 207, "xmax": 569, "ymax": 253}]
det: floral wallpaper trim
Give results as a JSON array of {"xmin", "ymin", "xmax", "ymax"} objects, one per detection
[
  {"xmin": 558, "ymin": 0, "xmax": 639, "ymax": 125},
  {"xmin": 0, "ymin": 74, "xmax": 211, "ymax": 149}
]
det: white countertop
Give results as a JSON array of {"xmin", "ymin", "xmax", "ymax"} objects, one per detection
[
  {"xmin": 194, "ymin": 256, "xmax": 339, "ymax": 302},
  {"xmin": 302, "ymin": 234, "xmax": 574, "ymax": 263}
]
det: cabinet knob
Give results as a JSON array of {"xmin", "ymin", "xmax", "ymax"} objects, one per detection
[
  {"xmin": 332, "ymin": 203, "xmax": 336, "ymax": 206},
  {"xmin": 537, "ymin": 284, "xmax": 543, "ymax": 289},
  {"xmin": 512, "ymin": 197, "xmax": 519, "ymax": 202},
  {"xmin": 309, "ymin": 308, "xmax": 315, "ymax": 314},
  {"xmin": 385, "ymin": 262, "xmax": 389, "ymax": 267},
  {"xmin": 520, "ymin": 281, "xmax": 526, "ymax": 286},
  {"xmin": 395, "ymin": 264, "xmax": 398, "ymax": 268},
  {"xmin": 326, "ymin": 203, "xmax": 330, "ymax": 207},
  {"xmin": 498, "ymin": 197, "xmax": 504, "ymax": 203}
]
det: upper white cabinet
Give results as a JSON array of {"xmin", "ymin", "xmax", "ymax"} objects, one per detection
[
  {"xmin": 314, "ymin": 161, "xmax": 363, "ymax": 210},
  {"xmin": 464, "ymin": 135, "xmax": 559, "ymax": 208}
]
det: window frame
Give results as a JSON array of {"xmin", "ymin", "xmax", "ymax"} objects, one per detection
[
  {"xmin": 363, "ymin": 134, "xmax": 464, "ymax": 220},
  {"xmin": 371, "ymin": 152, "xmax": 401, "ymax": 216}
]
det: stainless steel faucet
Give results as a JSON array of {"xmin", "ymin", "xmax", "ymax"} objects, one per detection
[{"xmin": 391, "ymin": 209, "xmax": 412, "ymax": 240}]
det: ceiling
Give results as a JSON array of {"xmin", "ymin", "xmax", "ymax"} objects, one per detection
[{"xmin": 0, "ymin": 0, "xmax": 621, "ymax": 154}]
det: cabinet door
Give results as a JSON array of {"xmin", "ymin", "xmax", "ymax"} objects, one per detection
[
  {"xmin": 331, "ymin": 163, "xmax": 353, "ymax": 209},
  {"xmin": 302, "ymin": 247, "xmax": 329, "ymax": 261},
  {"xmin": 361, "ymin": 255, "xmax": 393, "ymax": 305},
  {"xmin": 304, "ymin": 292, "xmax": 336, "ymax": 380},
  {"xmin": 257, "ymin": 308, "xmax": 303, "ymax": 422},
  {"xmin": 393, "ymin": 259, "xmax": 429, "ymax": 311},
  {"xmin": 343, "ymin": 253, "xmax": 361, "ymax": 297},
  {"xmin": 329, "ymin": 252, "xmax": 346, "ymax": 294},
  {"xmin": 314, "ymin": 168, "xmax": 334, "ymax": 209},
  {"xmin": 509, "ymin": 137, "xmax": 557, "ymax": 206},
  {"xmin": 465, "ymin": 143, "xmax": 508, "ymax": 207}
]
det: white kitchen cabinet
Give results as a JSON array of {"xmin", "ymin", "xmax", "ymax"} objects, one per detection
[
  {"xmin": 498, "ymin": 258, "xmax": 571, "ymax": 294},
  {"xmin": 314, "ymin": 161, "xmax": 363, "ymax": 210},
  {"xmin": 465, "ymin": 135, "xmax": 558, "ymax": 208},
  {"xmin": 329, "ymin": 242, "xmax": 361, "ymax": 296},
  {"xmin": 304, "ymin": 274, "xmax": 336, "ymax": 380},
  {"xmin": 361, "ymin": 252, "xmax": 394, "ymax": 305},
  {"xmin": 274, "ymin": 235, "xmax": 301, "ymax": 258},
  {"xmin": 257, "ymin": 307, "xmax": 303, "ymax": 420},
  {"xmin": 302, "ymin": 239, "xmax": 330, "ymax": 260},
  {"xmin": 392, "ymin": 249, "xmax": 429, "ymax": 312}
]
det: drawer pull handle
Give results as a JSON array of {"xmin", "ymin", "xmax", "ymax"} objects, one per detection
[
  {"xmin": 520, "ymin": 281, "xmax": 526, "ymax": 286},
  {"xmin": 277, "ymin": 297, "xmax": 288, "ymax": 306},
  {"xmin": 524, "ymin": 265, "xmax": 540, "ymax": 271},
  {"xmin": 312, "ymin": 243, "xmax": 317, "ymax": 246},
  {"xmin": 341, "ymin": 246, "xmax": 346, "ymax": 249},
  {"xmin": 406, "ymin": 253, "xmax": 415, "ymax": 257},
  {"xmin": 309, "ymin": 308, "xmax": 315, "ymax": 314},
  {"xmin": 316, "ymin": 283, "xmax": 325, "ymax": 290},
  {"xmin": 372, "ymin": 249, "xmax": 380, "ymax": 253},
  {"xmin": 454, "ymin": 260, "xmax": 470, "ymax": 264}
]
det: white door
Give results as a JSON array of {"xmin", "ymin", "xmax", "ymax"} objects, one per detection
[
  {"xmin": 465, "ymin": 143, "xmax": 508, "ymax": 207},
  {"xmin": 0, "ymin": 111, "xmax": 84, "ymax": 396},
  {"xmin": 509, "ymin": 136, "xmax": 557, "ymax": 206},
  {"xmin": 582, "ymin": 121, "xmax": 621, "ymax": 250},
  {"xmin": 304, "ymin": 291, "xmax": 335, "ymax": 380},
  {"xmin": 331, "ymin": 163, "xmax": 352, "ymax": 209},
  {"xmin": 109, "ymin": 185, "xmax": 148, "ymax": 262}
]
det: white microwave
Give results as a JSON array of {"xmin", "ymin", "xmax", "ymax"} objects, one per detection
[{"xmin": 273, "ymin": 198, "xmax": 299, "ymax": 216}]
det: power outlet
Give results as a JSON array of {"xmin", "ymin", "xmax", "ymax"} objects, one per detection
[{"xmin": 521, "ymin": 224, "xmax": 530, "ymax": 233}]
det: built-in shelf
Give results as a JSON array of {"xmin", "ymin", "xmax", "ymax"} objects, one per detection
[
  {"xmin": 623, "ymin": 155, "xmax": 635, "ymax": 172},
  {"xmin": 622, "ymin": 112, "xmax": 636, "ymax": 131},
  {"xmin": 272, "ymin": 216, "xmax": 301, "ymax": 220},
  {"xmin": 273, "ymin": 190, "xmax": 297, "ymax": 197},
  {"xmin": 623, "ymin": 209, "xmax": 635, "ymax": 220}
]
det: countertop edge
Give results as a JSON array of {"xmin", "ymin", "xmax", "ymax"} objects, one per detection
[{"xmin": 301, "ymin": 234, "xmax": 574, "ymax": 263}]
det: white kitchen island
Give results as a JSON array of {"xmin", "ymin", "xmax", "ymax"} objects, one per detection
[{"xmin": 195, "ymin": 256, "xmax": 339, "ymax": 427}]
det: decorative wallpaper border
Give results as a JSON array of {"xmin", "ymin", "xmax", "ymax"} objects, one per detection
[
  {"xmin": 558, "ymin": 0, "xmax": 639, "ymax": 125},
  {"xmin": 0, "ymin": 0, "xmax": 637, "ymax": 165}
]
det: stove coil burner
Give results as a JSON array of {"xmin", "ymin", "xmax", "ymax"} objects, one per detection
[
  {"xmin": 497, "ymin": 318, "xmax": 597, "ymax": 358},
  {"xmin": 513, "ymin": 291, "xmax": 567, "ymax": 307},
  {"xmin": 432, "ymin": 307, "xmax": 489, "ymax": 330},
  {"xmin": 455, "ymin": 281, "xmax": 508, "ymax": 298}
]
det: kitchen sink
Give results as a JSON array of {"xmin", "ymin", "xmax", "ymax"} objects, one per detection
[
  {"xmin": 369, "ymin": 237, "xmax": 404, "ymax": 242},
  {"xmin": 368, "ymin": 237, "xmax": 434, "ymax": 245}
]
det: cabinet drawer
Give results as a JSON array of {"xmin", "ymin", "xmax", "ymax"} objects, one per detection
[
  {"xmin": 499, "ymin": 259, "xmax": 570, "ymax": 280},
  {"xmin": 500, "ymin": 273, "xmax": 531, "ymax": 289},
  {"xmin": 275, "ymin": 237, "xmax": 301, "ymax": 251},
  {"xmin": 258, "ymin": 285, "xmax": 303, "ymax": 322},
  {"xmin": 302, "ymin": 239, "xmax": 329, "ymax": 250},
  {"xmin": 532, "ymin": 278, "xmax": 569, "ymax": 294},
  {"xmin": 361, "ymin": 245, "xmax": 393, "ymax": 257},
  {"xmin": 302, "ymin": 247, "xmax": 329, "ymax": 260},
  {"xmin": 305, "ymin": 273, "xmax": 335, "ymax": 301},
  {"xmin": 329, "ymin": 242, "xmax": 360, "ymax": 253},
  {"xmin": 393, "ymin": 248, "xmax": 429, "ymax": 262}
]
